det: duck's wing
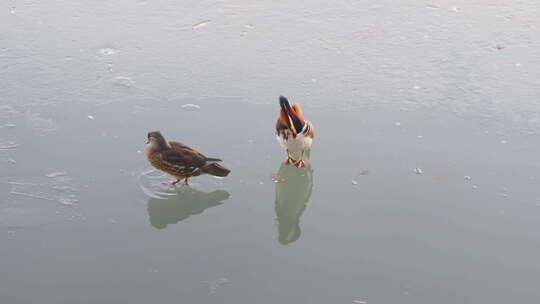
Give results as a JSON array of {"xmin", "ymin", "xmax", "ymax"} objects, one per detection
[
  {"xmin": 276, "ymin": 117, "xmax": 288, "ymax": 135},
  {"xmin": 169, "ymin": 141, "xmax": 192, "ymax": 150},
  {"xmin": 170, "ymin": 141, "xmax": 222, "ymax": 162},
  {"xmin": 157, "ymin": 147, "xmax": 208, "ymax": 176}
]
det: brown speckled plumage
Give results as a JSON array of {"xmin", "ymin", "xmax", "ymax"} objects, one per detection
[{"xmin": 145, "ymin": 131, "xmax": 230, "ymax": 184}]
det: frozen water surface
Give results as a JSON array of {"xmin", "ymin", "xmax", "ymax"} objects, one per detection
[{"xmin": 2, "ymin": 1, "xmax": 540, "ymax": 304}]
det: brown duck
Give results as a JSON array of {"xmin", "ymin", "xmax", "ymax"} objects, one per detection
[{"xmin": 145, "ymin": 131, "xmax": 230, "ymax": 185}]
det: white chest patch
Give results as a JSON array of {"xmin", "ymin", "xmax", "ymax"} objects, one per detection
[{"xmin": 276, "ymin": 131, "xmax": 313, "ymax": 152}]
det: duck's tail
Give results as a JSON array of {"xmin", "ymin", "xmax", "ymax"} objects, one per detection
[
  {"xmin": 201, "ymin": 163, "xmax": 231, "ymax": 177},
  {"xmin": 205, "ymin": 157, "xmax": 222, "ymax": 162}
]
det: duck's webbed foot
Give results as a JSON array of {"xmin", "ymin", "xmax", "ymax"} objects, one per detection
[
  {"xmin": 294, "ymin": 150, "xmax": 307, "ymax": 168},
  {"xmin": 295, "ymin": 159, "xmax": 306, "ymax": 168},
  {"xmin": 169, "ymin": 179, "xmax": 181, "ymax": 185},
  {"xmin": 285, "ymin": 157, "xmax": 296, "ymax": 165}
]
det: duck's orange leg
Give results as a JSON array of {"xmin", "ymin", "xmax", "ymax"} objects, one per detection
[
  {"xmin": 285, "ymin": 150, "xmax": 296, "ymax": 165},
  {"xmin": 295, "ymin": 150, "xmax": 306, "ymax": 168}
]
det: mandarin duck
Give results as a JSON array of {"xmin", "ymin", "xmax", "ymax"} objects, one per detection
[{"xmin": 275, "ymin": 96, "xmax": 314, "ymax": 167}]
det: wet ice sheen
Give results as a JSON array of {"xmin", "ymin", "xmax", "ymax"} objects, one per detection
[{"xmin": 3, "ymin": 1, "xmax": 540, "ymax": 303}]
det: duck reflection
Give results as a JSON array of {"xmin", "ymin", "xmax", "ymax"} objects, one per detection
[
  {"xmin": 274, "ymin": 162, "xmax": 313, "ymax": 245},
  {"xmin": 147, "ymin": 186, "xmax": 230, "ymax": 229}
]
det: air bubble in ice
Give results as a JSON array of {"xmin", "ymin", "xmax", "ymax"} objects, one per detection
[
  {"xmin": 112, "ymin": 76, "xmax": 135, "ymax": 88},
  {"xmin": 59, "ymin": 195, "xmax": 77, "ymax": 206},
  {"xmin": 192, "ymin": 20, "xmax": 211, "ymax": 30},
  {"xmin": 26, "ymin": 112, "xmax": 57, "ymax": 135},
  {"xmin": 46, "ymin": 172, "xmax": 67, "ymax": 178},
  {"xmin": 181, "ymin": 103, "xmax": 201, "ymax": 111},
  {"xmin": 205, "ymin": 277, "xmax": 229, "ymax": 295},
  {"xmin": 97, "ymin": 47, "xmax": 116, "ymax": 56}
]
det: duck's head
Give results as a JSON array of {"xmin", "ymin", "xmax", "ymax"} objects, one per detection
[
  {"xmin": 146, "ymin": 131, "xmax": 170, "ymax": 152},
  {"xmin": 278, "ymin": 96, "xmax": 305, "ymax": 138}
]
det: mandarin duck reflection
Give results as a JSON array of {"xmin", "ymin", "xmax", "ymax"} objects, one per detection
[
  {"xmin": 276, "ymin": 96, "xmax": 314, "ymax": 167},
  {"xmin": 274, "ymin": 162, "xmax": 313, "ymax": 245},
  {"xmin": 145, "ymin": 131, "xmax": 230, "ymax": 185}
]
